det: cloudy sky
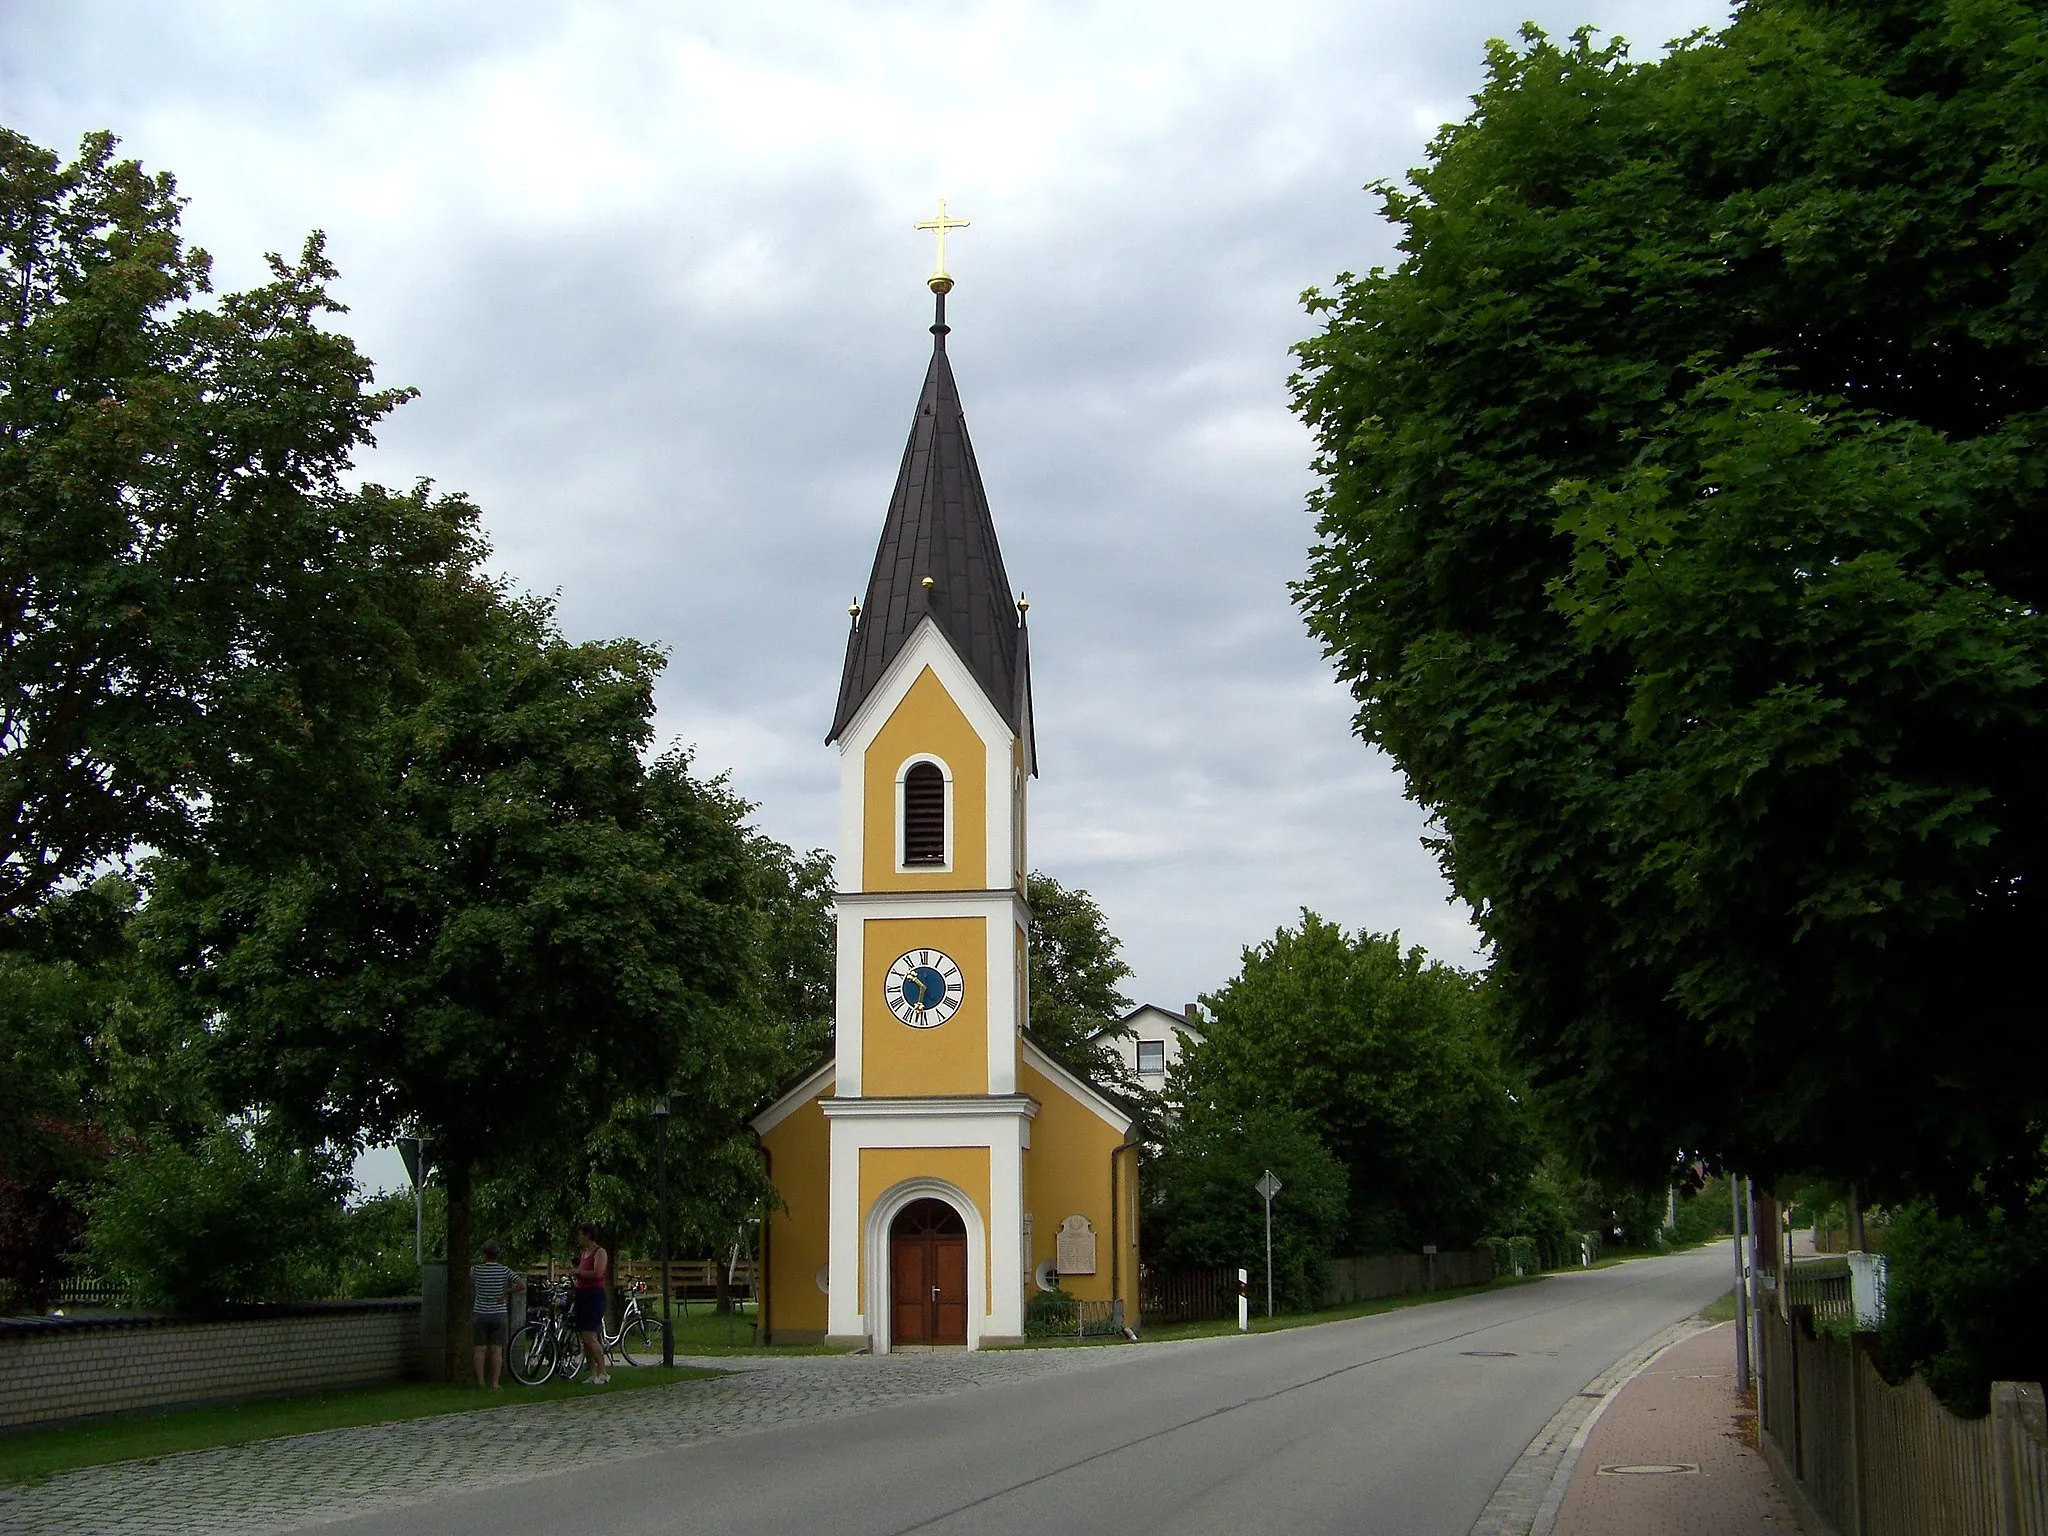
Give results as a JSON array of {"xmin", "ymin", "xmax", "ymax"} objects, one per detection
[{"xmin": 5, "ymin": 0, "xmax": 1730, "ymax": 1017}]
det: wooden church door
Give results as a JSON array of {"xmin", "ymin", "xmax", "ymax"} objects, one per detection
[{"xmin": 889, "ymin": 1198, "xmax": 969, "ymax": 1345}]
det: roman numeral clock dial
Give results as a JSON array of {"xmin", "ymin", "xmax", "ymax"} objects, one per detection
[{"xmin": 886, "ymin": 949, "xmax": 964, "ymax": 1028}]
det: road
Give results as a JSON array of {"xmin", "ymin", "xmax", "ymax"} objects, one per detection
[{"xmin": 336, "ymin": 1243, "xmax": 1734, "ymax": 1536}]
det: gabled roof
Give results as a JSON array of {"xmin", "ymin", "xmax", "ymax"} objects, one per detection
[
  {"xmin": 749, "ymin": 1056, "xmax": 834, "ymax": 1137},
  {"xmin": 1088, "ymin": 1004, "xmax": 1207, "ymax": 1044},
  {"xmin": 1021, "ymin": 1035, "xmax": 1137, "ymax": 1137},
  {"xmin": 829, "ymin": 301, "xmax": 1036, "ymax": 773}
]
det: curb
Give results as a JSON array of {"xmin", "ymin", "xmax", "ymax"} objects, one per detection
[{"xmin": 1470, "ymin": 1316, "xmax": 1719, "ymax": 1536}]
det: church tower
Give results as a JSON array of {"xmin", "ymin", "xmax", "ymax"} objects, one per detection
[{"xmin": 752, "ymin": 210, "xmax": 1136, "ymax": 1350}]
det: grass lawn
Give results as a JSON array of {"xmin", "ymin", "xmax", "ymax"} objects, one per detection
[
  {"xmin": 0, "ymin": 1362, "xmax": 718, "ymax": 1489},
  {"xmin": 994, "ymin": 1273, "xmax": 1548, "ymax": 1350},
  {"xmin": 642, "ymin": 1303, "xmax": 848, "ymax": 1356},
  {"xmin": 1698, "ymin": 1288, "xmax": 1740, "ymax": 1324}
]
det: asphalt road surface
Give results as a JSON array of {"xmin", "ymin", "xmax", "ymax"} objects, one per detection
[{"xmin": 337, "ymin": 1244, "xmax": 1734, "ymax": 1536}]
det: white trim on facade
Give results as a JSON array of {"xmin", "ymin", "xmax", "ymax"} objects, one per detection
[
  {"xmin": 834, "ymin": 618, "xmax": 1017, "ymax": 899},
  {"xmin": 835, "ymin": 888, "xmax": 1032, "ymax": 916},
  {"xmin": 861, "ymin": 1177, "xmax": 989, "ymax": 1354},
  {"xmin": 749, "ymin": 1061, "xmax": 836, "ymax": 1137},
  {"xmin": 821, "ymin": 1094, "xmax": 1039, "ymax": 1123},
  {"xmin": 824, "ymin": 1101, "xmax": 1034, "ymax": 1350},
  {"xmin": 1020, "ymin": 1038, "xmax": 1133, "ymax": 1136},
  {"xmin": 835, "ymin": 906, "xmax": 866, "ymax": 1098},
  {"xmin": 832, "ymin": 890, "xmax": 1028, "ymax": 1104}
]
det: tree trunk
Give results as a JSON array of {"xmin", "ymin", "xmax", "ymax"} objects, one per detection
[
  {"xmin": 715, "ymin": 1244, "xmax": 732, "ymax": 1315},
  {"xmin": 444, "ymin": 1154, "xmax": 473, "ymax": 1385}
]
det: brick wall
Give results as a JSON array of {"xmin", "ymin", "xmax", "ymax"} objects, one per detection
[{"xmin": 0, "ymin": 1301, "xmax": 423, "ymax": 1431}]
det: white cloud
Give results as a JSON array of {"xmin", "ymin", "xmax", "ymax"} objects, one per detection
[{"xmin": 2, "ymin": 0, "xmax": 1733, "ymax": 1003}]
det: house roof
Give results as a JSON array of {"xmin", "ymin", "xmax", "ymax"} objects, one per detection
[
  {"xmin": 828, "ymin": 296, "xmax": 1036, "ymax": 773},
  {"xmin": 1090, "ymin": 1003, "xmax": 1208, "ymax": 1043},
  {"xmin": 749, "ymin": 1055, "xmax": 835, "ymax": 1137}
]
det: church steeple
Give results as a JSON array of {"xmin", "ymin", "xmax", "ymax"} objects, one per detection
[{"xmin": 828, "ymin": 284, "xmax": 1035, "ymax": 772}]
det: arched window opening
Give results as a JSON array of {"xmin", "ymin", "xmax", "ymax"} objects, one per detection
[
  {"xmin": 891, "ymin": 1197, "xmax": 967, "ymax": 1239},
  {"xmin": 902, "ymin": 762, "xmax": 946, "ymax": 866}
]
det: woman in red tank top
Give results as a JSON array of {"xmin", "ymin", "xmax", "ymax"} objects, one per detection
[{"xmin": 571, "ymin": 1222, "xmax": 609, "ymax": 1384}]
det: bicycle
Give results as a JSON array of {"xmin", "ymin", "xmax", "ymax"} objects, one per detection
[
  {"xmin": 507, "ymin": 1281, "xmax": 576, "ymax": 1386},
  {"xmin": 508, "ymin": 1278, "xmax": 663, "ymax": 1384},
  {"xmin": 609, "ymin": 1278, "xmax": 663, "ymax": 1368}
]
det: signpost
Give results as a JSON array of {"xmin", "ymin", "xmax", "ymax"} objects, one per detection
[
  {"xmin": 1255, "ymin": 1171, "xmax": 1283, "ymax": 1319},
  {"xmin": 397, "ymin": 1136, "xmax": 430, "ymax": 1266}
]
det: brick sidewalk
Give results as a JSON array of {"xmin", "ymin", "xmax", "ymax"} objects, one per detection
[{"xmin": 1550, "ymin": 1321, "xmax": 1802, "ymax": 1535}]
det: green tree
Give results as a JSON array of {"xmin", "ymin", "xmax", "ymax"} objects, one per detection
[
  {"xmin": 1880, "ymin": 1189, "xmax": 2048, "ymax": 1415},
  {"xmin": 1026, "ymin": 871, "xmax": 1134, "ymax": 1083},
  {"xmin": 1145, "ymin": 1101, "xmax": 1347, "ymax": 1312},
  {"xmin": 1179, "ymin": 914, "xmax": 1535, "ymax": 1253},
  {"xmin": 1292, "ymin": 5, "xmax": 2048, "ymax": 1197},
  {"xmin": 469, "ymin": 833, "xmax": 834, "ymax": 1294},
  {"xmin": 143, "ymin": 595, "xmax": 771, "ymax": 1373},
  {"xmin": 750, "ymin": 840, "xmax": 836, "ymax": 1072},
  {"xmin": 0, "ymin": 876, "xmax": 212, "ymax": 1308},
  {"xmin": 79, "ymin": 1125, "xmax": 346, "ymax": 1312},
  {"xmin": 0, "ymin": 129, "xmax": 480, "ymax": 921},
  {"xmin": 334, "ymin": 1186, "xmax": 445, "ymax": 1300}
]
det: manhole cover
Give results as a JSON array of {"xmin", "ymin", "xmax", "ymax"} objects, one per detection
[
  {"xmin": 1459, "ymin": 1349, "xmax": 1517, "ymax": 1357},
  {"xmin": 1597, "ymin": 1463, "xmax": 1700, "ymax": 1477}
]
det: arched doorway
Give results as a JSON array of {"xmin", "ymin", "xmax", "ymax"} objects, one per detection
[{"xmin": 889, "ymin": 1198, "xmax": 968, "ymax": 1345}]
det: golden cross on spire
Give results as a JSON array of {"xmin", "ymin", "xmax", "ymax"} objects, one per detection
[{"xmin": 914, "ymin": 199, "xmax": 970, "ymax": 294}]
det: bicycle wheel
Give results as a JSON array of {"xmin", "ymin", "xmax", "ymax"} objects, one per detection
[
  {"xmin": 616, "ymin": 1313, "xmax": 660, "ymax": 1367},
  {"xmin": 507, "ymin": 1322, "xmax": 555, "ymax": 1386},
  {"xmin": 555, "ymin": 1323, "xmax": 588, "ymax": 1380}
]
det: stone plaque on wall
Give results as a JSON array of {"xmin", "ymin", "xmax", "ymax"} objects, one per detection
[{"xmin": 1055, "ymin": 1214, "xmax": 1097, "ymax": 1275}]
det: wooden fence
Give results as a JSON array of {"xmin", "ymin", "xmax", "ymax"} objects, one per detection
[
  {"xmin": 1759, "ymin": 1302, "xmax": 2048, "ymax": 1534},
  {"xmin": 1782, "ymin": 1256, "xmax": 1853, "ymax": 1327},
  {"xmin": 1140, "ymin": 1264, "xmax": 1238, "ymax": 1324},
  {"xmin": 1321, "ymin": 1249, "xmax": 1493, "ymax": 1307},
  {"xmin": 526, "ymin": 1257, "xmax": 755, "ymax": 1307},
  {"xmin": 1139, "ymin": 1249, "xmax": 1495, "ymax": 1327}
]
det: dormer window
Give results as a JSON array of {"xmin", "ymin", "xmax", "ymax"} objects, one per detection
[
  {"xmin": 902, "ymin": 762, "xmax": 946, "ymax": 866},
  {"xmin": 1136, "ymin": 1040, "xmax": 1165, "ymax": 1076}
]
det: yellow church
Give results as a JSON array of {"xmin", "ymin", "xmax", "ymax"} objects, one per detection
[{"xmin": 750, "ymin": 214, "xmax": 1138, "ymax": 1350}]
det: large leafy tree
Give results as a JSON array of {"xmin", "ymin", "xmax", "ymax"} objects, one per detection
[
  {"xmin": 472, "ymin": 834, "xmax": 835, "ymax": 1285},
  {"xmin": 1292, "ymin": 4, "xmax": 2048, "ymax": 1197},
  {"xmin": 0, "ymin": 876, "xmax": 212, "ymax": 1308},
  {"xmin": 1026, "ymin": 870, "xmax": 1134, "ymax": 1083},
  {"xmin": 1174, "ymin": 915, "xmax": 1534, "ymax": 1253},
  {"xmin": 1146, "ymin": 1100, "xmax": 1348, "ymax": 1312},
  {"xmin": 144, "ymin": 596, "xmax": 771, "ymax": 1372},
  {"xmin": 0, "ymin": 129, "xmax": 478, "ymax": 920}
]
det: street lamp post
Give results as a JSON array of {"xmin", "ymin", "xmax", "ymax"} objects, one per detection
[{"xmin": 652, "ymin": 1096, "xmax": 673, "ymax": 1370}]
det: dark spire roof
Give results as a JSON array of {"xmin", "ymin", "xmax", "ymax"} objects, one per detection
[{"xmin": 829, "ymin": 295, "xmax": 1036, "ymax": 773}]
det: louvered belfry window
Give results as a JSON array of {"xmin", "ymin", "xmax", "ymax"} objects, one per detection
[{"xmin": 902, "ymin": 762, "xmax": 946, "ymax": 866}]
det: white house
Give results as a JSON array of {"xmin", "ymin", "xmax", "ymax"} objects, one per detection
[{"xmin": 1097, "ymin": 1003, "xmax": 1206, "ymax": 1090}]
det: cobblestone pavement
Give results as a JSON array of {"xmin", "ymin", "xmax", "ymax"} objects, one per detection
[{"xmin": 0, "ymin": 1347, "xmax": 1139, "ymax": 1536}]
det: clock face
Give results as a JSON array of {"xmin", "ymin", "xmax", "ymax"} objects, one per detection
[{"xmin": 886, "ymin": 948, "xmax": 965, "ymax": 1028}]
